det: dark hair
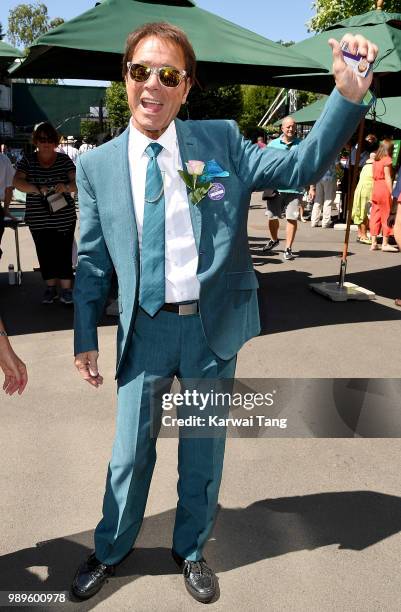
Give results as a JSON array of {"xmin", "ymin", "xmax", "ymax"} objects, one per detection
[
  {"xmin": 365, "ymin": 139, "xmax": 379, "ymax": 154},
  {"xmin": 32, "ymin": 121, "xmax": 59, "ymax": 145},
  {"xmin": 122, "ymin": 21, "xmax": 196, "ymax": 82},
  {"xmin": 375, "ymin": 138, "xmax": 394, "ymax": 161}
]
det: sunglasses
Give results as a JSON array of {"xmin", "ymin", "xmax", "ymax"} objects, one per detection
[
  {"xmin": 37, "ymin": 137, "xmax": 55, "ymax": 144},
  {"xmin": 126, "ymin": 62, "xmax": 187, "ymax": 88}
]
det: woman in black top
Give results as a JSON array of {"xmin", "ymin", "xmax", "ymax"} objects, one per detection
[{"xmin": 14, "ymin": 122, "xmax": 77, "ymax": 304}]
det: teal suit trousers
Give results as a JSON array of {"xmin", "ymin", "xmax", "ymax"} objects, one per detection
[{"xmin": 94, "ymin": 307, "xmax": 236, "ymax": 565}]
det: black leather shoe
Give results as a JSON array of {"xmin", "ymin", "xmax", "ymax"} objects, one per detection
[
  {"xmin": 71, "ymin": 553, "xmax": 115, "ymax": 600},
  {"xmin": 172, "ymin": 549, "xmax": 217, "ymax": 603}
]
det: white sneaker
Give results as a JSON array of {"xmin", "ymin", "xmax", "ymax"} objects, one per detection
[{"xmin": 283, "ymin": 248, "xmax": 295, "ymax": 260}]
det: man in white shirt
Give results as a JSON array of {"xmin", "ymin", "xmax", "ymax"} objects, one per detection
[
  {"xmin": 71, "ymin": 21, "xmax": 377, "ymax": 604},
  {"xmin": 58, "ymin": 136, "xmax": 79, "ymax": 164},
  {"xmin": 79, "ymin": 138, "xmax": 95, "ymax": 155}
]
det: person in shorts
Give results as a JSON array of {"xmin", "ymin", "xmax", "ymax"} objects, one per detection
[{"xmin": 262, "ymin": 116, "xmax": 303, "ymax": 260}]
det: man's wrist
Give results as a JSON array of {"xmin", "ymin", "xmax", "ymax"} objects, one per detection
[{"xmin": 336, "ymin": 87, "xmax": 375, "ymax": 106}]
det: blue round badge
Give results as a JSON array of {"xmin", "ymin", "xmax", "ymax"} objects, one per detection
[{"xmin": 208, "ymin": 182, "xmax": 225, "ymax": 201}]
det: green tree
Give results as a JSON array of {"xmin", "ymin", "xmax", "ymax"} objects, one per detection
[
  {"xmin": 297, "ymin": 90, "xmax": 321, "ymax": 108},
  {"xmin": 276, "ymin": 40, "xmax": 296, "ymax": 47},
  {"xmin": 308, "ymin": 0, "xmax": 400, "ymax": 32},
  {"xmin": 180, "ymin": 84, "xmax": 243, "ymax": 121},
  {"xmin": 49, "ymin": 16, "xmax": 64, "ymax": 30},
  {"xmin": 8, "ymin": 2, "xmax": 49, "ymax": 48},
  {"xmin": 80, "ymin": 120, "xmax": 102, "ymax": 143},
  {"xmin": 105, "ymin": 82, "xmax": 130, "ymax": 130},
  {"xmin": 239, "ymin": 85, "xmax": 280, "ymax": 140},
  {"xmin": 7, "ymin": 3, "xmax": 64, "ymax": 84}
]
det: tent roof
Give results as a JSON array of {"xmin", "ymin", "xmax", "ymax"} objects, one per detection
[{"xmin": 276, "ymin": 95, "xmax": 401, "ymax": 131}]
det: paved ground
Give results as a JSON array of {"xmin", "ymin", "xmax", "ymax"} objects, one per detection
[{"xmin": 1, "ymin": 194, "xmax": 401, "ymax": 611}]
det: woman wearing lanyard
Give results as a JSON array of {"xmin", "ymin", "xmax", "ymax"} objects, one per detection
[{"xmin": 14, "ymin": 122, "xmax": 77, "ymax": 304}]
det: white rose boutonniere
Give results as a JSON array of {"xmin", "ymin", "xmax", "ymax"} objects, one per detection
[
  {"xmin": 178, "ymin": 159, "xmax": 230, "ymax": 206},
  {"xmin": 178, "ymin": 160, "xmax": 211, "ymax": 205}
]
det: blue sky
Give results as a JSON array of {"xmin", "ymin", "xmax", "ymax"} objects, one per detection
[{"xmin": 0, "ymin": 0, "xmax": 316, "ymax": 86}]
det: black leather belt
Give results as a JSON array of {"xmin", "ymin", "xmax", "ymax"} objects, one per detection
[{"xmin": 161, "ymin": 302, "xmax": 199, "ymax": 315}]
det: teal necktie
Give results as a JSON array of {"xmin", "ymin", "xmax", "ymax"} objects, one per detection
[{"xmin": 139, "ymin": 142, "xmax": 165, "ymax": 316}]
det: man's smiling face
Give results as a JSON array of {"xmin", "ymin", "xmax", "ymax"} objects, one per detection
[
  {"xmin": 281, "ymin": 117, "xmax": 296, "ymax": 143},
  {"xmin": 125, "ymin": 36, "xmax": 191, "ymax": 140}
]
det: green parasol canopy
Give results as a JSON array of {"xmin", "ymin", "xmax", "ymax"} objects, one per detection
[
  {"xmin": 0, "ymin": 40, "xmax": 23, "ymax": 70},
  {"xmin": 276, "ymin": 95, "xmax": 401, "ymax": 131},
  {"xmin": 9, "ymin": 0, "xmax": 326, "ymax": 84},
  {"xmin": 273, "ymin": 10, "xmax": 401, "ymax": 97}
]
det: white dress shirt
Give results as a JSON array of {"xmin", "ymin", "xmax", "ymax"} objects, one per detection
[{"xmin": 128, "ymin": 120, "xmax": 200, "ymax": 303}]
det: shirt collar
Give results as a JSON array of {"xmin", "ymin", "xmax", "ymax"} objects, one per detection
[
  {"xmin": 128, "ymin": 119, "xmax": 176, "ymax": 158},
  {"xmin": 279, "ymin": 136, "xmax": 299, "ymax": 147}
]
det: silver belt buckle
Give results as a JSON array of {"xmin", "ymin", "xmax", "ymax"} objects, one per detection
[{"xmin": 178, "ymin": 302, "xmax": 198, "ymax": 316}]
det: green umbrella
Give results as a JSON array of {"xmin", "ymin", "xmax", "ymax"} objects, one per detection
[
  {"xmin": 277, "ymin": 96, "xmax": 401, "ymax": 131},
  {"xmin": 9, "ymin": 0, "xmax": 326, "ymax": 84},
  {"xmin": 0, "ymin": 40, "xmax": 23, "ymax": 70},
  {"xmin": 274, "ymin": 9, "xmax": 401, "ymax": 97}
]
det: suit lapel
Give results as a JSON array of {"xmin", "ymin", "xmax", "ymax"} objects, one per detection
[
  {"xmin": 175, "ymin": 118, "xmax": 202, "ymax": 253},
  {"xmin": 112, "ymin": 127, "xmax": 139, "ymax": 260}
]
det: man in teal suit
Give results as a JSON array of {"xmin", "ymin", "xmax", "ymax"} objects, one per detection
[{"xmin": 72, "ymin": 22, "xmax": 377, "ymax": 602}]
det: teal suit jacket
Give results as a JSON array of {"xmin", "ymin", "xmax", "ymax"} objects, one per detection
[{"xmin": 73, "ymin": 89, "xmax": 368, "ymax": 378}]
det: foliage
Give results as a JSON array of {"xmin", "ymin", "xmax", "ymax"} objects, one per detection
[
  {"xmin": 276, "ymin": 40, "xmax": 296, "ymax": 47},
  {"xmin": 297, "ymin": 90, "xmax": 321, "ymax": 108},
  {"xmin": 8, "ymin": 2, "xmax": 49, "ymax": 48},
  {"xmin": 7, "ymin": 3, "xmax": 64, "ymax": 84},
  {"xmin": 262, "ymin": 124, "xmax": 281, "ymax": 137},
  {"xmin": 49, "ymin": 17, "xmax": 64, "ymax": 30},
  {"xmin": 80, "ymin": 120, "xmax": 102, "ymax": 143},
  {"xmin": 239, "ymin": 85, "xmax": 280, "ymax": 140},
  {"xmin": 179, "ymin": 84, "xmax": 243, "ymax": 122},
  {"xmin": 105, "ymin": 81, "xmax": 130, "ymax": 130},
  {"xmin": 308, "ymin": 0, "xmax": 401, "ymax": 32}
]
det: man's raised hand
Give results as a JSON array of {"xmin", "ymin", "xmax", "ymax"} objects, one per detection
[{"xmin": 329, "ymin": 34, "xmax": 378, "ymax": 103}]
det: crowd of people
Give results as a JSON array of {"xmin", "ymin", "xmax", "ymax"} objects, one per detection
[
  {"xmin": 256, "ymin": 121, "xmax": 400, "ymax": 261},
  {"xmin": 1, "ymin": 117, "xmax": 401, "ymax": 399},
  {"xmin": 352, "ymin": 136, "xmax": 399, "ymax": 252}
]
